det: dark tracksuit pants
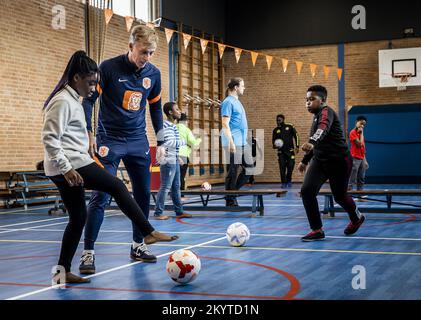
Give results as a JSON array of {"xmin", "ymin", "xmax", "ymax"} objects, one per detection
[
  {"xmin": 179, "ymin": 156, "xmax": 189, "ymax": 191},
  {"xmin": 50, "ymin": 163, "xmax": 154, "ymax": 272},
  {"xmin": 84, "ymin": 134, "xmax": 151, "ymax": 250},
  {"xmin": 300, "ymin": 154, "xmax": 359, "ymax": 230},
  {"xmin": 278, "ymin": 152, "xmax": 295, "ymax": 184}
]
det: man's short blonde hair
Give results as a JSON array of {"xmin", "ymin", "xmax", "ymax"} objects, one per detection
[{"xmin": 129, "ymin": 24, "xmax": 159, "ymax": 45}]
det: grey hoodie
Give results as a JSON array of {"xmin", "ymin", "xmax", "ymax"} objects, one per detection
[{"xmin": 42, "ymin": 85, "xmax": 94, "ymax": 176}]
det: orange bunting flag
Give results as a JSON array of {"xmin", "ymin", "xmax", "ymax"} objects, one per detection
[
  {"xmin": 295, "ymin": 61, "xmax": 303, "ymax": 75},
  {"xmin": 125, "ymin": 16, "xmax": 134, "ymax": 32},
  {"xmin": 309, "ymin": 63, "xmax": 317, "ymax": 78},
  {"xmin": 323, "ymin": 66, "xmax": 331, "ymax": 79},
  {"xmin": 104, "ymin": 9, "xmax": 113, "ymax": 25},
  {"xmin": 281, "ymin": 58, "xmax": 289, "ymax": 72},
  {"xmin": 250, "ymin": 51, "xmax": 259, "ymax": 66},
  {"xmin": 266, "ymin": 55, "xmax": 273, "ymax": 70},
  {"xmin": 200, "ymin": 39, "xmax": 209, "ymax": 54},
  {"xmin": 183, "ymin": 34, "xmax": 192, "ymax": 50},
  {"xmin": 234, "ymin": 48, "xmax": 242, "ymax": 63},
  {"xmin": 165, "ymin": 28, "xmax": 174, "ymax": 44},
  {"xmin": 218, "ymin": 43, "xmax": 226, "ymax": 59},
  {"xmin": 337, "ymin": 68, "xmax": 343, "ymax": 80}
]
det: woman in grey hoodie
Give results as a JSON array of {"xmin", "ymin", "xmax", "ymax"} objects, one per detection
[{"xmin": 42, "ymin": 51, "xmax": 178, "ymax": 284}]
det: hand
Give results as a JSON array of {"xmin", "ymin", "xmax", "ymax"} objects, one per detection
[
  {"xmin": 179, "ymin": 157, "xmax": 184, "ymax": 166},
  {"xmin": 64, "ymin": 169, "xmax": 84, "ymax": 187},
  {"xmin": 88, "ymin": 131, "xmax": 97, "ymax": 158},
  {"xmin": 363, "ymin": 158, "xmax": 369, "ymax": 170},
  {"xmin": 229, "ymin": 142, "xmax": 236, "ymax": 154},
  {"xmin": 295, "ymin": 147, "xmax": 300, "ymax": 154},
  {"xmin": 357, "ymin": 127, "xmax": 363, "ymax": 133},
  {"xmin": 301, "ymin": 142, "xmax": 314, "ymax": 153},
  {"xmin": 156, "ymin": 145, "xmax": 166, "ymax": 163},
  {"xmin": 298, "ymin": 162, "xmax": 307, "ymax": 174}
]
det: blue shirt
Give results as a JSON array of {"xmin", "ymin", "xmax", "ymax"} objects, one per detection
[
  {"xmin": 220, "ymin": 95, "xmax": 248, "ymax": 146},
  {"xmin": 82, "ymin": 54, "xmax": 163, "ymax": 138}
]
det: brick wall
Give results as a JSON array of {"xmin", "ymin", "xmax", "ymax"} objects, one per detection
[
  {"xmin": 224, "ymin": 45, "xmax": 339, "ymax": 183},
  {"xmin": 0, "ymin": 0, "xmax": 169, "ymax": 171},
  {"xmin": 225, "ymin": 38, "xmax": 421, "ymax": 183},
  {"xmin": 1, "ymin": 0, "xmax": 421, "ymax": 183}
]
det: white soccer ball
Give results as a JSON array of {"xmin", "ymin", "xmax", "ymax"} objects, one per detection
[
  {"xmin": 274, "ymin": 139, "xmax": 284, "ymax": 148},
  {"xmin": 201, "ymin": 181, "xmax": 212, "ymax": 191},
  {"xmin": 226, "ymin": 222, "xmax": 251, "ymax": 247},
  {"xmin": 166, "ymin": 249, "xmax": 201, "ymax": 284}
]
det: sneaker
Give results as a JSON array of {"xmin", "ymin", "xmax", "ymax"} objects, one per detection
[
  {"xmin": 286, "ymin": 182, "xmax": 292, "ymax": 188},
  {"xmin": 79, "ymin": 252, "xmax": 95, "ymax": 274},
  {"xmin": 281, "ymin": 183, "xmax": 287, "ymax": 188},
  {"xmin": 130, "ymin": 243, "xmax": 157, "ymax": 263},
  {"xmin": 344, "ymin": 215, "xmax": 365, "ymax": 235},
  {"xmin": 154, "ymin": 214, "xmax": 170, "ymax": 220},
  {"xmin": 176, "ymin": 212, "xmax": 192, "ymax": 218},
  {"xmin": 301, "ymin": 229, "xmax": 325, "ymax": 242}
]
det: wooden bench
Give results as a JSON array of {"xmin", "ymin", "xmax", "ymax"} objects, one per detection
[
  {"xmin": 319, "ymin": 189, "xmax": 421, "ymax": 216},
  {"xmin": 5, "ymin": 171, "xmax": 59, "ymax": 209},
  {"xmin": 150, "ymin": 189, "xmax": 287, "ymax": 216}
]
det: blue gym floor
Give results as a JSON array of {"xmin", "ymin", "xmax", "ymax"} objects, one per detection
[{"xmin": 0, "ymin": 183, "xmax": 420, "ymax": 300}]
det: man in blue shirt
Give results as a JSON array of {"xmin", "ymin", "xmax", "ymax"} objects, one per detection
[
  {"xmin": 221, "ymin": 77, "xmax": 252, "ymax": 206},
  {"xmin": 79, "ymin": 24, "xmax": 165, "ymax": 274}
]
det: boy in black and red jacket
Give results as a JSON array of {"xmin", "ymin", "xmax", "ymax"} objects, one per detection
[{"xmin": 298, "ymin": 85, "xmax": 365, "ymax": 241}]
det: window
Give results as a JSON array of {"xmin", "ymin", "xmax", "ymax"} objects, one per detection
[
  {"xmin": 87, "ymin": 0, "xmax": 157, "ymax": 21},
  {"xmin": 112, "ymin": 0, "xmax": 133, "ymax": 17},
  {"xmin": 135, "ymin": 0, "xmax": 150, "ymax": 22}
]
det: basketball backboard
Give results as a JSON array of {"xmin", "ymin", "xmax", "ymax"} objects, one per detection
[{"xmin": 379, "ymin": 47, "xmax": 421, "ymax": 89}]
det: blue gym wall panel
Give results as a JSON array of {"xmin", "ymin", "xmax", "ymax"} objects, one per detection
[{"xmin": 348, "ymin": 103, "xmax": 421, "ymax": 184}]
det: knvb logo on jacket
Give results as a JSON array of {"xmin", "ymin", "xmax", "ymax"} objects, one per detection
[
  {"xmin": 98, "ymin": 146, "xmax": 109, "ymax": 157},
  {"xmin": 123, "ymin": 91, "xmax": 143, "ymax": 111},
  {"xmin": 142, "ymin": 77, "xmax": 151, "ymax": 89}
]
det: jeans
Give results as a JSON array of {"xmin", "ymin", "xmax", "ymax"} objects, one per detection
[{"xmin": 154, "ymin": 161, "xmax": 183, "ymax": 216}]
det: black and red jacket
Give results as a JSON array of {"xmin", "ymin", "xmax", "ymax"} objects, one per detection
[{"xmin": 301, "ymin": 106, "xmax": 349, "ymax": 165}]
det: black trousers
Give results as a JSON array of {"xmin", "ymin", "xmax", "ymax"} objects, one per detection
[
  {"xmin": 224, "ymin": 146, "xmax": 252, "ymax": 202},
  {"xmin": 179, "ymin": 156, "xmax": 189, "ymax": 191},
  {"xmin": 300, "ymin": 155, "xmax": 359, "ymax": 230},
  {"xmin": 50, "ymin": 163, "xmax": 155, "ymax": 272},
  {"xmin": 278, "ymin": 152, "xmax": 295, "ymax": 184}
]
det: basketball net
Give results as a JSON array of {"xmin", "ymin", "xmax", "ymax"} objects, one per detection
[{"xmin": 393, "ymin": 73, "xmax": 411, "ymax": 91}]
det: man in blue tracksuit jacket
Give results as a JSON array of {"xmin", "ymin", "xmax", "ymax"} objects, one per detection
[{"xmin": 79, "ymin": 25, "xmax": 165, "ymax": 274}]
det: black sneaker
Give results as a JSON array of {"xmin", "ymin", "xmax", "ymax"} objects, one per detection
[
  {"xmin": 301, "ymin": 230, "xmax": 325, "ymax": 242},
  {"xmin": 344, "ymin": 215, "xmax": 365, "ymax": 235},
  {"xmin": 130, "ymin": 243, "xmax": 157, "ymax": 263},
  {"xmin": 79, "ymin": 252, "xmax": 95, "ymax": 274}
]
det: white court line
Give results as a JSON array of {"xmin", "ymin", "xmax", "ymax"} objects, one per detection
[
  {"xmin": 1, "ymin": 228, "xmax": 421, "ymax": 242},
  {"xmin": 0, "ymin": 211, "xmax": 122, "ymax": 235},
  {"xmin": 6, "ymin": 236, "xmax": 226, "ymax": 300},
  {"xmin": 0, "ymin": 213, "xmax": 123, "ymax": 235},
  {"xmin": 0, "ymin": 205, "xmax": 55, "ymax": 215},
  {"xmin": 0, "ymin": 217, "xmax": 69, "ymax": 228},
  {"xmin": 0, "ymin": 208, "xmax": 122, "ymax": 228}
]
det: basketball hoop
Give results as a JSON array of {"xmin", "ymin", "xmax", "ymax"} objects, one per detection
[{"xmin": 393, "ymin": 72, "xmax": 412, "ymax": 91}]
